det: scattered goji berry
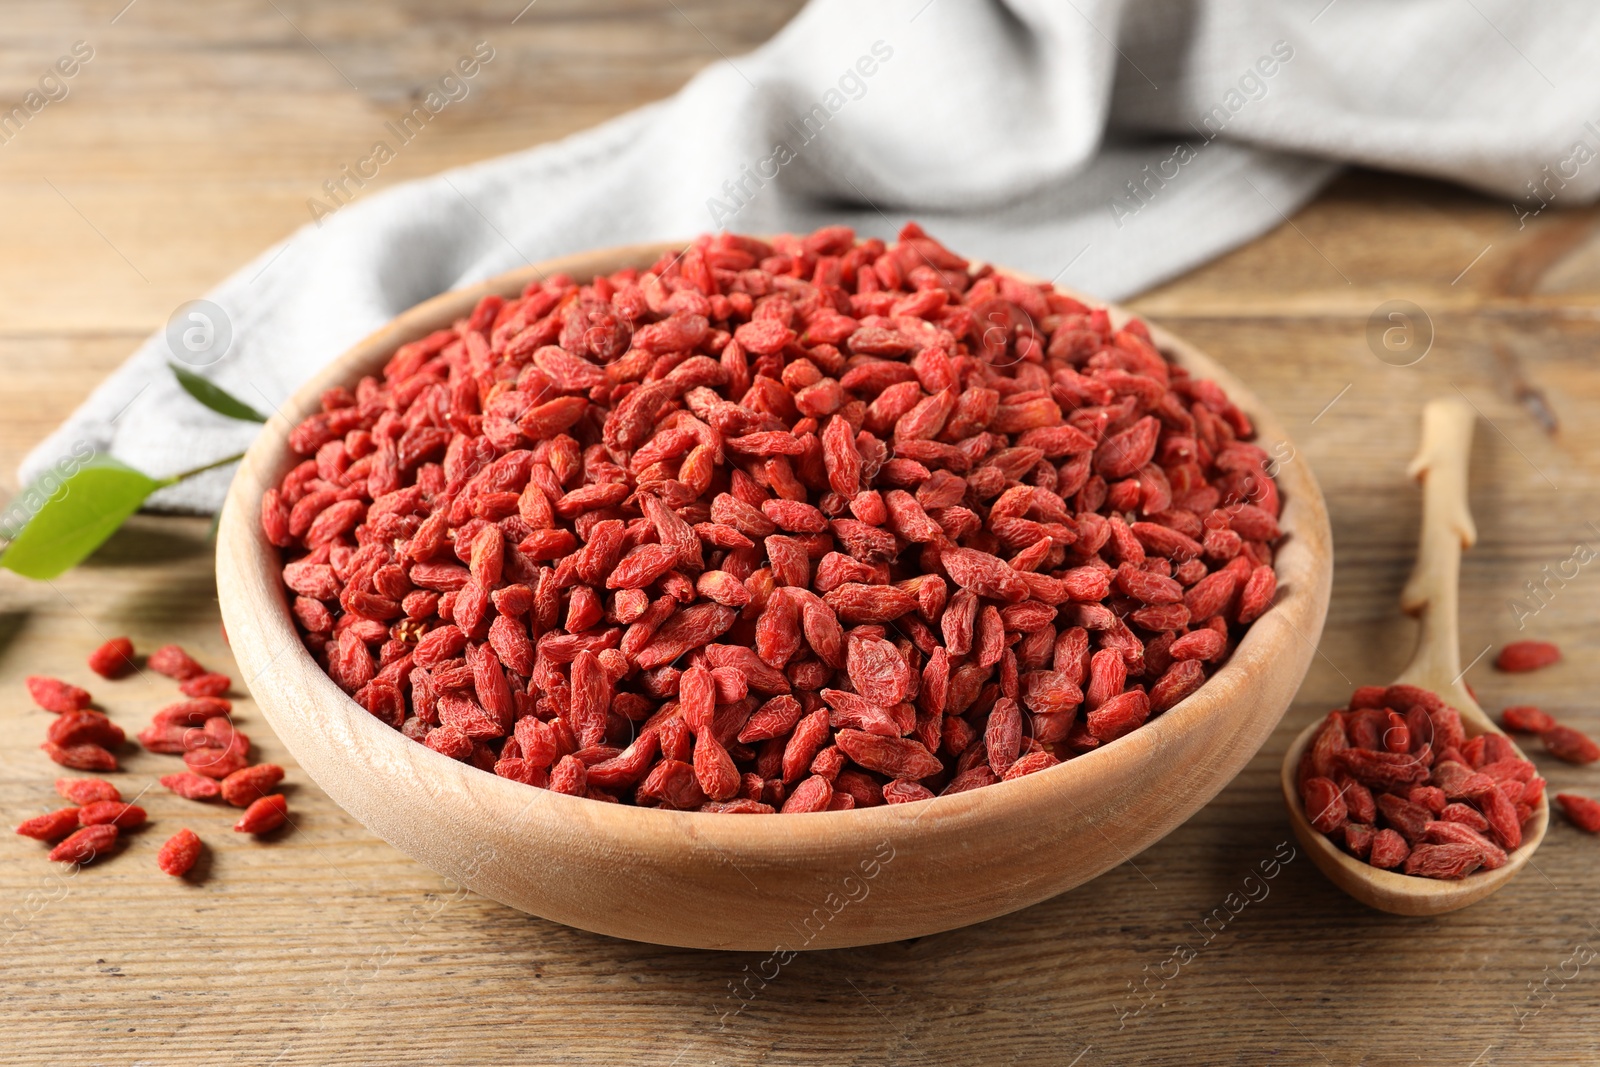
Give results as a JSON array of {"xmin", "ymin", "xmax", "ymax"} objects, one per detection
[
  {"xmin": 179, "ymin": 672, "xmax": 232, "ymax": 699},
  {"xmin": 220, "ymin": 764, "xmax": 285, "ymax": 807},
  {"xmin": 47, "ymin": 710, "xmax": 125, "ymax": 749},
  {"xmin": 1499, "ymin": 705, "xmax": 1556, "ymax": 734},
  {"xmin": 1555, "ymin": 793, "xmax": 1600, "ymax": 833},
  {"xmin": 48, "ymin": 824, "xmax": 117, "ymax": 864},
  {"xmin": 26, "ymin": 675, "xmax": 91, "ymax": 713},
  {"xmin": 1541, "ymin": 725, "xmax": 1600, "ymax": 764},
  {"xmin": 87, "ymin": 637, "xmax": 137, "ymax": 679},
  {"xmin": 148, "ymin": 644, "xmax": 206, "ymax": 681},
  {"xmin": 77, "ymin": 800, "xmax": 147, "ymax": 829},
  {"xmin": 54, "ymin": 777, "xmax": 119, "ymax": 805},
  {"xmin": 157, "ymin": 828, "xmax": 203, "ymax": 876},
  {"xmin": 1494, "ymin": 640, "xmax": 1560, "ymax": 673},
  {"xmin": 15, "ymin": 807, "xmax": 82, "ymax": 841},
  {"xmin": 184, "ymin": 744, "xmax": 250, "ymax": 780},
  {"xmin": 233, "ymin": 794, "xmax": 289, "ymax": 834},
  {"xmin": 150, "ymin": 697, "xmax": 232, "ymax": 728},
  {"xmin": 41, "ymin": 740, "xmax": 117, "ymax": 772},
  {"xmin": 160, "ymin": 772, "xmax": 222, "ymax": 800}
]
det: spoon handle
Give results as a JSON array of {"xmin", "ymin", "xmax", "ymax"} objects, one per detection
[{"xmin": 1394, "ymin": 398, "xmax": 1485, "ymax": 722}]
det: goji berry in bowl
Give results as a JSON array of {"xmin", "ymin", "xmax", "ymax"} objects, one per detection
[{"xmin": 216, "ymin": 227, "xmax": 1332, "ymax": 949}]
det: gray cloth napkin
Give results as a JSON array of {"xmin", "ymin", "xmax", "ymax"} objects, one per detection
[{"xmin": 21, "ymin": 0, "xmax": 1600, "ymax": 512}]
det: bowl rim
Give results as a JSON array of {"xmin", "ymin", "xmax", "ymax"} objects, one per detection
[{"xmin": 217, "ymin": 239, "xmax": 1332, "ymax": 862}]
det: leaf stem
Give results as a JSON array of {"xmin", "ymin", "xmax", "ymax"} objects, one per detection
[{"xmin": 167, "ymin": 450, "xmax": 247, "ymax": 483}]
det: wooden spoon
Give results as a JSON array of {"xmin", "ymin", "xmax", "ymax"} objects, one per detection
[{"xmin": 1281, "ymin": 398, "xmax": 1549, "ymax": 915}]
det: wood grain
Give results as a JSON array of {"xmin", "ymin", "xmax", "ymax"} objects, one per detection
[{"xmin": 2, "ymin": 2, "xmax": 1599, "ymax": 1064}]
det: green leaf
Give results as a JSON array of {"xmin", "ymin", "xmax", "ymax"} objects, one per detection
[
  {"xmin": 170, "ymin": 363, "xmax": 268, "ymax": 422},
  {"xmin": 0, "ymin": 458, "xmax": 174, "ymax": 579}
]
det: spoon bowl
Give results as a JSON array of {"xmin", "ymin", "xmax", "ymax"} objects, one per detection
[{"xmin": 1281, "ymin": 709, "xmax": 1550, "ymax": 916}]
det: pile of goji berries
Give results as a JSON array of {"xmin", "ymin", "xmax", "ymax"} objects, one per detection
[
  {"xmin": 1301, "ymin": 648, "xmax": 1600, "ymax": 878},
  {"xmin": 16, "ymin": 637, "xmax": 288, "ymax": 874},
  {"xmin": 262, "ymin": 223, "xmax": 1283, "ymax": 813},
  {"xmin": 1300, "ymin": 684, "xmax": 1546, "ymax": 878}
]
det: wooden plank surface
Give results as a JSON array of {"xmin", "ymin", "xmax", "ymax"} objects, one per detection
[{"xmin": 3, "ymin": 3, "xmax": 1599, "ymax": 1064}]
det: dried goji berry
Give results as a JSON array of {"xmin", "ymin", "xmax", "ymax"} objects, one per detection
[
  {"xmin": 693, "ymin": 734, "xmax": 740, "ymax": 801},
  {"xmin": 882, "ymin": 779, "xmax": 935, "ymax": 804},
  {"xmin": 1334, "ymin": 747, "xmax": 1430, "ymax": 792},
  {"xmin": 1002, "ymin": 750, "xmax": 1059, "ymax": 780},
  {"xmin": 1555, "ymin": 793, "xmax": 1600, "ymax": 833},
  {"xmin": 48, "ymin": 823, "xmax": 118, "ymax": 864},
  {"xmin": 42, "ymin": 740, "xmax": 117, "ymax": 772},
  {"xmin": 137, "ymin": 722, "xmax": 190, "ymax": 754},
  {"xmin": 833, "ymin": 730, "xmax": 942, "ymax": 779},
  {"xmin": 160, "ymin": 772, "xmax": 222, "ymax": 800},
  {"xmin": 1494, "ymin": 640, "xmax": 1560, "ymax": 673},
  {"xmin": 1382, "ymin": 711, "xmax": 1410, "ymax": 754},
  {"xmin": 1499, "ymin": 704, "xmax": 1556, "ymax": 734},
  {"xmin": 1086, "ymin": 689, "xmax": 1149, "ymax": 742},
  {"xmin": 1301, "ymin": 777, "xmax": 1347, "ymax": 833},
  {"xmin": 1368, "ymin": 828, "xmax": 1410, "ymax": 869},
  {"xmin": 157, "ymin": 828, "xmax": 203, "ymax": 876},
  {"xmin": 1149, "ymin": 660, "xmax": 1205, "ymax": 713},
  {"xmin": 1407, "ymin": 785, "xmax": 1447, "ymax": 814},
  {"xmin": 77, "ymin": 801, "xmax": 147, "ymax": 829},
  {"xmin": 845, "ymin": 634, "xmax": 912, "ymax": 707},
  {"xmin": 549, "ymin": 755, "xmax": 588, "ymax": 796},
  {"xmin": 15, "ymin": 807, "xmax": 82, "ymax": 841},
  {"xmin": 779, "ymin": 774, "xmax": 833, "ymax": 813},
  {"xmin": 220, "ymin": 764, "xmax": 286, "ymax": 807},
  {"xmin": 55, "ymin": 777, "xmax": 119, "ymax": 805},
  {"xmin": 984, "ymin": 698, "xmax": 1023, "ymax": 776},
  {"xmin": 233, "ymin": 794, "xmax": 289, "ymax": 834},
  {"xmin": 1421, "ymin": 820, "xmax": 1507, "ymax": 869},
  {"xmin": 185, "ymin": 743, "xmax": 250, "ymax": 780},
  {"xmin": 1402, "ymin": 842, "xmax": 1482, "ymax": 879},
  {"xmin": 148, "ymin": 644, "xmax": 206, "ymax": 681},
  {"xmin": 1541, "ymin": 725, "xmax": 1600, "ymax": 764},
  {"xmin": 26, "ymin": 675, "xmax": 91, "ymax": 713},
  {"xmin": 1341, "ymin": 777, "xmax": 1376, "ymax": 824},
  {"xmin": 87, "ymin": 637, "xmax": 136, "ymax": 679},
  {"xmin": 1441, "ymin": 802, "xmax": 1489, "ymax": 831},
  {"xmin": 47, "ymin": 710, "xmax": 125, "ymax": 749},
  {"xmin": 179, "ymin": 672, "xmax": 233, "ymax": 699},
  {"xmin": 152, "ymin": 697, "xmax": 232, "ymax": 727},
  {"xmin": 1377, "ymin": 792, "xmax": 1434, "ymax": 843},
  {"xmin": 1342, "ymin": 822, "xmax": 1374, "ymax": 859},
  {"xmin": 1235, "ymin": 565, "xmax": 1276, "ymax": 624}
]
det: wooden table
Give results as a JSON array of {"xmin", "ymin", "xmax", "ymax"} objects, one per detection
[{"xmin": 4, "ymin": 3, "xmax": 1598, "ymax": 1064}]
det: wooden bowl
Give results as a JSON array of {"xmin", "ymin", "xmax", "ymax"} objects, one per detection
[{"xmin": 216, "ymin": 241, "xmax": 1333, "ymax": 950}]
